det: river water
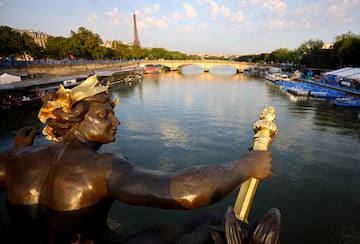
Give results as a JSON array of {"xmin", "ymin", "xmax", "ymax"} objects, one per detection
[{"xmin": 0, "ymin": 68, "xmax": 360, "ymax": 243}]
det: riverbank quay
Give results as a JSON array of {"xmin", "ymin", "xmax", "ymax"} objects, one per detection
[
  {"xmin": 0, "ymin": 74, "xmax": 87, "ymax": 110},
  {"xmin": 0, "ymin": 60, "xmax": 139, "ymax": 79},
  {"xmin": 96, "ymin": 66, "xmax": 144, "ymax": 86},
  {"xmin": 263, "ymin": 69, "xmax": 360, "ymax": 108},
  {"xmin": 296, "ymin": 77, "xmax": 360, "ymax": 96},
  {"xmin": 293, "ymin": 67, "xmax": 360, "ymax": 96},
  {"xmin": 0, "ymin": 65, "xmax": 144, "ymax": 110}
]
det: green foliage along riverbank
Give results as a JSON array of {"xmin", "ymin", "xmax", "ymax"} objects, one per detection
[{"xmin": 1, "ymin": 25, "xmax": 359, "ymax": 69}]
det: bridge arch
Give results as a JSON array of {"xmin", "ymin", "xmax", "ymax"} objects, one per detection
[{"xmin": 140, "ymin": 60, "xmax": 253, "ymax": 73}]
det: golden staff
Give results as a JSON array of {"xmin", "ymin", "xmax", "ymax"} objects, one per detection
[{"xmin": 234, "ymin": 106, "xmax": 278, "ymax": 222}]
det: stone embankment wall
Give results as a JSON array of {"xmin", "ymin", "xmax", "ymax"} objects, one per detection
[{"xmin": 0, "ymin": 61, "xmax": 137, "ymax": 79}]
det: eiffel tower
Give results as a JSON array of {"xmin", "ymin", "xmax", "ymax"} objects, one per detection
[{"xmin": 133, "ymin": 13, "xmax": 140, "ymax": 47}]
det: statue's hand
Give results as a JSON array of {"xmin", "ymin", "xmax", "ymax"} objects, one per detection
[
  {"xmin": 14, "ymin": 126, "xmax": 39, "ymax": 148},
  {"xmin": 241, "ymin": 150, "xmax": 272, "ymax": 180}
]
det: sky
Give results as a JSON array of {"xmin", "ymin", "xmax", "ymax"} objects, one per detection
[{"xmin": 0, "ymin": 0, "xmax": 359, "ymax": 55}]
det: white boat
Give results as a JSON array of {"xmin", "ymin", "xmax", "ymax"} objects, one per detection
[
  {"xmin": 265, "ymin": 73, "xmax": 290, "ymax": 82},
  {"xmin": 0, "ymin": 73, "xmax": 21, "ymax": 84}
]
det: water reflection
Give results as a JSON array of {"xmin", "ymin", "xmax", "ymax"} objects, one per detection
[
  {"xmin": 160, "ymin": 118, "xmax": 189, "ymax": 149},
  {"xmin": 178, "ymin": 64, "xmax": 238, "ymax": 76},
  {"xmin": 178, "ymin": 64, "xmax": 204, "ymax": 75},
  {"xmin": 164, "ymin": 70, "xmax": 247, "ymax": 81},
  {"xmin": 158, "ymin": 153, "xmax": 175, "ymax": 171},
  {"xmin": 209, "ymin": 65, "xmax": 237, "ymax": 76}
]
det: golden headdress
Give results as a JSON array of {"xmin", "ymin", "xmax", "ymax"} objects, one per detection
[{"xmin": 38, "ymin": 75, "xmax": 111, "ymax": 141}]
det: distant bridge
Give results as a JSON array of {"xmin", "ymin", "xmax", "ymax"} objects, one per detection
[{"xmin": 140, "ymin": 60, "xmax": 254, "ymax": 73}]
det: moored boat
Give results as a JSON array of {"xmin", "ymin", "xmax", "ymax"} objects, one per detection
[
  {"xmin": 265, "ymin": 73, "xmax": 290, "ymax": 82},
  {"xmin": 275, "ymin": 80, "xmax": 348, "ymax": 99},
  {"xmin": 294, "ymin": 68, "xmax": 360, "ymax": 96},
  {"xmin": 310, "ymin": 90, "xmax": 347, "ymax": 99},
  {"xmin": 334, "ymin": 97, "xmax": 360, "ymax": 107},
  {"xmin": 144, "ymin": 64, "xmax": 162, "ymax": 74},
  {"xmin": 287, "ymin": 86, "xmax": 311, "ymax": 96},
  {"xmin": 0, "ymin": 75, "xmax": 87, "ymax": 110},
  {"xmin": 0, "ymin": 89, "xmax": 42, "ymax": 110}
]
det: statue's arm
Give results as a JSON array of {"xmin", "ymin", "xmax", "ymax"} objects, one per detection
[
  {"xmin": 1, "ymin": 126, "xmax": 38, "ymax": 191},
  {"xmin": 0, "ymin": 126, "xmax": 38, "ymax": 191},
  {"xmin": 106, "ymin": 150, "xmax": 271, "ymax": 209}
]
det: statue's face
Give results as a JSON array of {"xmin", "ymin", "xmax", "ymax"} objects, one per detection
[{"xmin": 78, "ymin": 101, "xmax": 120, "ymax": 143}]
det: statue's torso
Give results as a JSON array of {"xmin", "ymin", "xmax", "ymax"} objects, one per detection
[
  {"xmin": 6, "ymin": 143, "xmax": 112, "ymax": 211},
  {"xmin": 4, "ymin": 143, "xmax": 114, "ymax": 242}
]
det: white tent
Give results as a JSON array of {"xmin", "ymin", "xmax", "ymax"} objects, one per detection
[
  {"xmin": 325, "ymin": 68, "xmax": 360, "ymax": 81},
  {"xmin": 0, "ymin": 73, "xmax": 21, "ymax": 84}
]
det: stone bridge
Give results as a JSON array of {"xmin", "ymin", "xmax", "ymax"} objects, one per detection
[{"xmin": 140, "ymin": 60, "xmax": 254, "ymax": 73}]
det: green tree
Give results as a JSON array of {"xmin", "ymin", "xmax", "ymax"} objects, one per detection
[
  {"xmin": 131, "ymin": 44, "xmax": 143, "ymax": 59},
  {"xmin": 269, "ymin": 48, "xmax": 295, "ymax": 63},
  {"xmin": 0, "ymin": 26, "xmax": 24, "ymax": 58},
  {"xmin": 91, "ymin": 46, "xmax": 106, "ymax": 59},
  {"xmin": 333, "ymin": 32, "xmax": 360, "ymax": 67},
  {"xmin": 68, "ymin": 27, "xmax": 102, "ymax": 59},
  {"xmin": 296, "ymin": 39, "xmax": 324, "ymax": 64},
  {"xmin": 187, "ymin": 54, "xmax": 201, "ymax": 60},
  {"xmin": 256, "ymin": 53, "xmax": 270, "ymax": 63},
  {"xmin": 165, "ymin": 51, "xmax": 188, "ymax": 60},
  {"xmin": 103, "ymin": 47, "xmax": 116, "ymax": 59},
  {"xmin": 0, "ymin": 26, "xmax": 43, "ymax": 60},
  {"xmin": 45, "ymin": 36, "xmax": 71, "ymax": 59},
  {"xmin": 149, "ymin": 48, "xmax": 167, "ymax": 60},
  {"xmin": 21, "ymin": 33, "xmax": 43, "ymax": 59},
  {"xmin": 112, "ymin": 41, "xmax": 131, "ymax": 60}
]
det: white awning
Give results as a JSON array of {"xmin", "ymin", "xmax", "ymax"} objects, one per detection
[
  {"xmin": 0, "ymin": 73, "xmax": 21, "ymax": 84},
  {"xmin": 325, "ymin": 68, "xmax": 360, "ymax": 80}
]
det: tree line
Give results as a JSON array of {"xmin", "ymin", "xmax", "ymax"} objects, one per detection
[
  {"xmin": 236, "ymin": 32, "xmax": 360, "ymax": 69},
  {"xmin": 0, "ymin": 26, "xmax": 44, "ymax": 60},
  {"xmin": 0, "ymin": 26, "xmax": 200, "ymax": 61},
  {"xmin": 0, "ymin": 25, "xmax": 359, "ymax": 68}
]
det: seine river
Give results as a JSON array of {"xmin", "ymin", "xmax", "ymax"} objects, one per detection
[{"xmin": 0, "ymin": 67, "xmax": 359, "ymax": 243}]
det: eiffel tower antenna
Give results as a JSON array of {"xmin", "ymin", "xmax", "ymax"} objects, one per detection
[{"xmin": 133, "ymin": 12, "xmax": 140, "ymax": 47}]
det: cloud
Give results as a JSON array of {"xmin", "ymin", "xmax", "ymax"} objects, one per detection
[
  {"xmin": 88, "ymin": 12, "xmax": 97, "ymax": 22},
  {"xmin": 249, "ymin": 0, "xmax": 261, "ymax": 7},
  {"xmin": 105, "ymin": 7, "xmax": 121, "ymax": 26},
  {"xmin": 133, "ymin": 4, "xmax": 169, "ymax": 33},
  {"xmin": 267, "ymin": 18, "xmax": 285, "ymax": 30},
  {"xmin": 220, "ymin": 6, "xmax": 231, "ymax": 18},
  {"xmin": 204, "ymin": 0, "xmax": 219, "ymax": 20},
  {"xmin": 202, "ymin": 0, "xmax": 232, "ymax": 21},
  {"xmin": 198, "ymin": 23, "xmax": 208, "ymax": 30},
  {"xmin": 181, "ymin": 22, "xmax": 208, "ymax": 34},
  {"xmin": 230, "ymin": 10, "xmax": 245, "ymax": 23},
  {"xmin": 262, "ymin": 0, "xmax": 287, "ymax": 15},
  {"xmin": 183, "ymin": 3, "xmax": 197, "ymax": 19},
  {"xmin": 326, "ymin": 0, "xmax": 360, "ymax": 24},
  {"xmin": 141, "ymin": 15, "xmax": 169, "ymax": 29},
  {"xmin": 172, "ymin": 11, "xmax": 182, "ymax": 21},
  {"xmin": 287, "ymin": 0, "xmax": 360, "ymax": 30},
  {"xmin": 140, "ymin": 3, "xmax": 160, "ymax": 15},
  {"xmin": 184, "ymin": 24, "xmax": 195, "ymax": 33}
]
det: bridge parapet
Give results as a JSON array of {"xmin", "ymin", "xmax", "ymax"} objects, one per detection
[{"xmin": 140, "ymin": 60, "xmax": 253, "ymax": 73}]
